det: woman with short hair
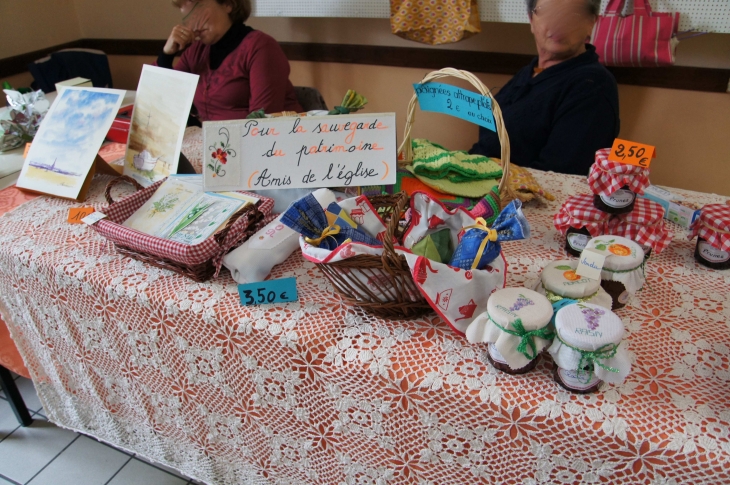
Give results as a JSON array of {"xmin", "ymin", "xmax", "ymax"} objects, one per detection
[
  {"xmin": 470, "ymin": 0, "xmax": 619, "ymax": 176},
  {"xmin": 157, "ymin": 0, "xmax": 302, "ymax": 122}
]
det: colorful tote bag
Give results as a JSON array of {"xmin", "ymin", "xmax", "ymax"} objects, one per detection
[
  {"xmin": 390, "ymin": 0, "xmax": 480, "ymax": 45},
  {"xmin": 592, "ymin": 0, "xmax": 679, "ymax": 67}
]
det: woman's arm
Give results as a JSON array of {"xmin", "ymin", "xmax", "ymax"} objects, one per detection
[{"xmin": 246, "ymin": 36, "xmax": 293, "ymax": 114}]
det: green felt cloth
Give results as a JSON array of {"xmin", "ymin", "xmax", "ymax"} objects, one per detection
[
  {"xmin": 405, "ymin": 165, "xmax": 500, "ymax": 199},
  {"xmin": 411, "ymin": 228, "xmax": 453, "ymax": 263},
  {"xmin": 412, "ymin": 138, "xmax": 503, "ymax": 183}
]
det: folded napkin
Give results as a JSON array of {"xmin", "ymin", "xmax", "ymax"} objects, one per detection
[
  {"xmin": 449, "ymin": 199, "xmax": 530, "ymax": 270},
  {"xmin": 412, "ymin": 138, "xmax": 502, "ymax": 183},
  {"xmin": 411, "ymin": 228, "xmax": 453, "ymax": 263},
  {"xmin": 281, "ymin": 193, "xmax": 382, "ymax": 250},
  {"xmin": 223, "ymin": 189, "xmax": 337, "ymax": 284}
]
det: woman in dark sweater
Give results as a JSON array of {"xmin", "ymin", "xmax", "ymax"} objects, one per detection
[
  {"xmin": 470, "ymin": 0, "xmax": 619, "ymax": 176},
  {"xmin": 157, "ymin": 0, "xmax": 302, "ymax": 122}
]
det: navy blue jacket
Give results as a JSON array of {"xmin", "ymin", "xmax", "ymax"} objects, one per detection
[{"xmin": 470, "ymin": 44, "xmax": 619, "ymax": 176}]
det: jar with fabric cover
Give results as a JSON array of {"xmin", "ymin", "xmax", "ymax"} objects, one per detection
[
  {"xmin": 583, "ymin": 236, "xmax": 645, "ymax": 310},
  {"xmin": 553, "ymin": 194, "xmax": 611, "ymax": 257},
  {"xmin": 688, "ymin": 204, "xmax": 730, "ymax": 270},
  {"xmin": 465, "ymin": 288, "xmax": 554, "ymax": 374},
  {"xmin": 548, "ymin": 302, "xmax": 631, "ymax": 394},
  {"xmin": 588, "ymin": 149, "xmax": 650, "ymax": 215},
  {"xmin": 607, "ymin": 197, "xmax": 674, "ymax": 259},
  {"xmin": 535, "ymin": 260, "xmax": 613, "ymax": 311}
]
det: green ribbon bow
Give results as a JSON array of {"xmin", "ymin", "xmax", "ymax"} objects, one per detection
[
  {"xmin": 556, "ymin": 334, "xmax": 621, "ymax": 383},
  {"xmin": 488, "ymin": 315, "xmax": 555, "ymax": 361}
]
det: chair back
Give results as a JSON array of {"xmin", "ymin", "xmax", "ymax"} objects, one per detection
[
  {"xmin": 294, "ymin": 86, "xmax": 328, "ymax": 111},
  {"xmin": 28, "ymin": 48, "xmax": 113, "ymax": 93}
]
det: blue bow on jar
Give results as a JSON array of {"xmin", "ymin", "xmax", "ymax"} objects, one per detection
[
  {"xmin": 449, "ymin": 199, "xmax": 530, "ymax": 270},
  {"xmin": 280, "ymin": 193, "xmax": 382, "ymax": 251}
]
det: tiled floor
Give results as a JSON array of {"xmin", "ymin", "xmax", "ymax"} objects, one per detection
[{"xmin": 0, "ymin": 373, "xmax": 200, "ymax": 485}]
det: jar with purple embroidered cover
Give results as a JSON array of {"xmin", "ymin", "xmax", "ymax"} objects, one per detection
[
  {"xmin": 464, "ymin": 288, "xmax": 554, "ymax": 375},
  {"xmin": 548, "ymin": 303, "xmax": 631, "ymax": 394}
]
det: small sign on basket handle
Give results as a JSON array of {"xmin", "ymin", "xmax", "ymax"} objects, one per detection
[
  {"xmin": 608, "ymin": 138, "xmax": 656, "ymax": 169},
  {"xmin": 413, "ymin": 82, "xmax": 496, "ymax": 132}
]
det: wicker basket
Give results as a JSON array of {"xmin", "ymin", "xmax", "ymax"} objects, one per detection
[
  {"xmin": 96, "ymin": 176, "xmax": 268, "ymax": 282},
  {"xmin": 397, "ymin": 68, "xmax": 517, "ymax": 205},
  {"xmin": 314, "ymin": 192, "xmax": 433, "ymax": 319}
]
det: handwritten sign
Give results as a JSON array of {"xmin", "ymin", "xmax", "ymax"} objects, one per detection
[
  {"xmin": 202, "ymin": 113, "xmax": 397, "ymax": 192},
  {"xmin": 238, "ymin": 278, "xmax": 298, "ymax": 306},
  {"xmin": 68, "ymin": 207, "xmax": 95, "ymax": 224},
  {"xmin": 575, "ymin": 249, "xmax": 606, "ymax": 280},
  {"xmin": 413, "ymin": 82, "xmax": 495, "ymax": 132},
  {"xmin": 608, "ymin": 138, "xmax": 656, "ymax": 169}
]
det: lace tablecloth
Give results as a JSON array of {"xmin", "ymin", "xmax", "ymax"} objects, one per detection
[{"xmin": 0, "ymin": 171, "xmax": 729, "ymax": 485}]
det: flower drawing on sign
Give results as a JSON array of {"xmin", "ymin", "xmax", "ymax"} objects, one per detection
[
  {"xmin": 578, "ymin": 304, "xmax": 605, "ymax": 331},
  {"xmin": 509, "ymin": 293, "xmax": 535, "ymax": 312},
  {"xmin": 207, "ymin": 127, "xmax": 236, "ymax": 178}
]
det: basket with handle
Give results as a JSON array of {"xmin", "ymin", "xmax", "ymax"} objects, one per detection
[
  {"xmin": 397, "ymin": 67, "xmax": 517, "ymax": 205},
  {"xmin": 91, "ymin": 176, "xmax": 273, "ymax": 282}
]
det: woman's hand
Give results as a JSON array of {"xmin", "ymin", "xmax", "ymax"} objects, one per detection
[{"xmin": 163, "ymin": 25, "xmax": 195, "ymax": 55}]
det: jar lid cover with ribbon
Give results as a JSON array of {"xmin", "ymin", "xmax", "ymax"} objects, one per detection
[
  {"xmin": 588, "ymin": 148, "xmax": 650, "ymax": 197},
  {"xmin": 554, "ymin": 194, "xmax": 611, "ymax": 237},
  {"xmin": 688, "ymin": 204, "xmax": 730, "ymax": 252},
  {"xmin": 465, "ymin": 288, "xmax": 553, "ymax": 370},
  {"xmin": 538, "ymin": 260, "xmax": 602, "ymax": 300},
  {"xmin": 608, "ymin": 198, "xmax": 674, "ymax": 254},
  {"xmin": 584, "ymin": 235, "xmax": 645, "ymax": 294},
  {"xmin": 548, "ymin": 302, "xmax": 631, "ymax": 384}
]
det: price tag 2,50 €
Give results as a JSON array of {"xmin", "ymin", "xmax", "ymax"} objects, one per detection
[
  {"xmin": 608, "ymin": 138, "xmax": 656, "ymax": 169},
  {"xmin": 238, "ymin": 278, "xmax": 298, "ymax": 306}
]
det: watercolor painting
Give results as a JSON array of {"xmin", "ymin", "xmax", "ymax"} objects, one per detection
[
  {"xmin": 123, "ymin": 65, "xmax": 199, "ymax": 187},
  {"xmin": 16, "ymin": 87, "xmax": 125, "ymax": 199}
]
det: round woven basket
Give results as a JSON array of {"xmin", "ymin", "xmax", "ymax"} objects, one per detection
[{"xmin": 397, "ymin": 68, "xmax": 517, "ymax": 205}]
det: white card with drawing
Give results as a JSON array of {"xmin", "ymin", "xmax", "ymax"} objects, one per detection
[
  {"xmin": 17, "ymin": 87, "xmax": 125, "ymax": 199},
  {"xmin": 123, "ymin": 65, "xmax": 199, "ymax": 187}
]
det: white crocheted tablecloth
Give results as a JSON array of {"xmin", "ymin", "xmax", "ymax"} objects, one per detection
[{"xmin": 0, "ymin": 165, "xmax": 729, "ymax": 485}]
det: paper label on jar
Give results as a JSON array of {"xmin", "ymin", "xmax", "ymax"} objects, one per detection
[
  {"xmin": 699, "ymin": 241, "xmax": 730, "ymax": 263},
  {"xmin": 558, "ymin": 367, "xmax": 601, "ymax": 391},
  {"xmin": 567, "ymin": 233, "xmax": 590, "ymax": 252},
  {"xmin": 488, "ymin": 343, "xmax": 508, "ymax": 365},
  {"xmin": 600, "ymin": 189, "xmax": 635, "ymax": 209}
]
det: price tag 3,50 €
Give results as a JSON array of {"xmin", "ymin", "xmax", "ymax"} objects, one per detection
[
  {"xmin": 238, "ymin": 278, "xmax": 298, "ymax": 306},
  {"xmin": 608, "ymin": 138, "xmax": 656, "ymax": 169}
]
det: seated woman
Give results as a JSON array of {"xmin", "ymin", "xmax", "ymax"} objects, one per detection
[
  {"xmin": 470, "ymin": 0, "xmax": 619, "ymax": 176},
  {"xmin": 157, "ymin": 0, "xmax": 302, "ymax": 122}
]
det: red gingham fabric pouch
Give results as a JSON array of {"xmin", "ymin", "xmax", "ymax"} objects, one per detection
[
  {"xmin": 608, "ymin": 197, "xmax": 674, "ymax": 254},
  {"xmin": 92, "ymin": 179, "xmax": 275, "ymax": 272},
  {"xmin": 688, "ymin": 204, "xmax": 730, "ymax": 253},
  {"xmin": 588, "ymin": 148, "xmax": 650, "ymax": 197},
  {"xmin": 554, "ymin": 194, "xmax": 611, "ymax": 237}
]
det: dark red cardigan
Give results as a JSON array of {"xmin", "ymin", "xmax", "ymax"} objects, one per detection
[{"xmin": 167, "ymin": 30, "xmax": 302, "ymax": 121}]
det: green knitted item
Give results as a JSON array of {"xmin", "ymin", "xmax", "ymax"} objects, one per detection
[
  {"xmin": 412, "ymin": 138, "xmax": 503, "ymax": 183},
  {"xmin": 405, "ymin": 165, "xmax": 500, "ymax": 199}
]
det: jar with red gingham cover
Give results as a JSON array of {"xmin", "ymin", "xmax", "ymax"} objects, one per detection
[
  {"xmin": 607, "ymin": 197, "xmax": 674, "ymax": 259},
  {"xmin": 553, "ymin": 194, "xmax": 611, "ymax": 257},
  {"xmin": 689, "ymin": 204, "xmax": 730, "ymax": 270},
  {"xmin": 588, "ymin": 149, "xmax": 651, "ymax": 215}
]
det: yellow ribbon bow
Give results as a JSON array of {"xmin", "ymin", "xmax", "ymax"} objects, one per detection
[
  {"xmin": 463, "ymin": 217, "xmax": 499, "ymax": 270},
  {"xmin": 305, "ymin": 225, "xmax": 341, "ymax": 247}
]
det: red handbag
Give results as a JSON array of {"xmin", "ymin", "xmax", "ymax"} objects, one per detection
[{"xmin": 592, "ymin": 0, "xmax": 679, "ymax": 67}]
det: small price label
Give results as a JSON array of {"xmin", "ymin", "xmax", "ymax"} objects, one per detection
[
  {"xmin": 608, "ymin": 138, "xmax": 656, "ymax": 168},
  {"xmin": 68, "ymin": 207, "xmax": 95, "ymax": 224},
  {"xmin": 81, "ymin": 211, "xmax": 107, "ymax": 225},
  {"xmin": 238, "ymin": 278, "xmax": 298, "ymax": 306},
  {"xmin": 575, "ymin": 249, "xmax": 607, "ymax": 281}
]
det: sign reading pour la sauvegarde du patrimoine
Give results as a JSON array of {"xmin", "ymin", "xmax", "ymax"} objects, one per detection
[
  {"xmin": 202, "ymin": 113, "xmax": 397, "ymax": 192},
  {"xmin": 413, "ymin": 82, "xmax": 496, "ymax": 132}
]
